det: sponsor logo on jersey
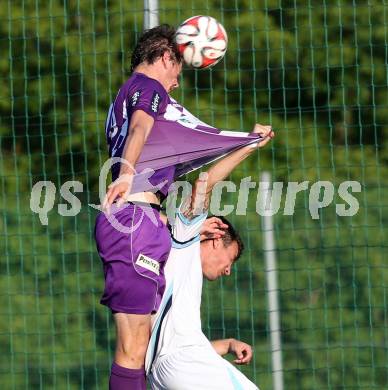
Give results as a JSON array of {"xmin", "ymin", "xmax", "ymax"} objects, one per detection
[
  {"xmin": 131, "ymin": 90, "xmax": 141, "ymax": 107},
  {"xmin": 150, "ymin": 91, "xmax": 161, "ymax": 113},
  {"xmin": 135, "ymin": 253, "xmax": 160, "ymax": 275}
]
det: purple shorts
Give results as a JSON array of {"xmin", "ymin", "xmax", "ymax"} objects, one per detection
[{"xmin": 94, "ymin": 203, "xmax": 172, "ymax": 314}]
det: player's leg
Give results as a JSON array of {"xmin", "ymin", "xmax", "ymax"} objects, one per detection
[
  {"xmin": 106, "ymin": 264, "xmax": 158, "ymax": 390},
  {"xmin": 95, "ymin": 204, "xmax": 172, "ymax": 390},
  {"xmin": 114, "ymin": 313, "xmax": 151, "ymax": 367},
  {"xmin": 109, "ymin": 313, "xmax": 151, "ymax": 390},
  {"xmin": 104, "ymin": 264, "xmax": 155, "ymax": 390}
]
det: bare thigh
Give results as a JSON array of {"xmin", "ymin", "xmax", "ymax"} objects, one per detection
[{"xmin": 114, "ymin": 312, "xmax": 151, "ymax": 369}]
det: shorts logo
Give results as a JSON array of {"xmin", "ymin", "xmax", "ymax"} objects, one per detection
[
  {"xmin": 131, "ymin": 91, "xmax": 141, "ymax": 106},
  {"xmin": 150, "ymin": 91, "xmax": 161, "ymax": 113},
  {"xmin": 136, "ymin": 253, "xmax": 160, "ymax": 275}
]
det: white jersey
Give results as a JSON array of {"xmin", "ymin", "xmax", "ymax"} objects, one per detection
[
  {"xmin": 146, "ymin": 211, "xmax": 210, "ymax": 370},
  {"xmin": 145, "ymin": 211, "xmax": 259, "ymax": 390}
]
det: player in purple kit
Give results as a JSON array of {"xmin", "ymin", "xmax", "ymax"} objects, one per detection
[
  {"xmin": 103, "ymin": 25, "xmax": 182, "ymax": 206},
  {"xmin": 95, "ymin": 25, "xmax": 183, "ymax": 390},
  {"xmin": 95, "ymin": 23, "xmax": 274, "ymax": 390}
]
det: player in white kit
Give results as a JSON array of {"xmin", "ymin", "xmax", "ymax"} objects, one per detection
[
  {"xmin": 144, "ymin": 125, "xmax": 275, "ymax": 389},
  {"xmin": 146, "ymin": 211, "xmax": 258, "ymax": 390}
]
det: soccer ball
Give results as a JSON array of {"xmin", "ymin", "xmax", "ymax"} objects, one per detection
[{"xmin": 175, "ymin": 16, "xmax": 228, "ymax": 69}]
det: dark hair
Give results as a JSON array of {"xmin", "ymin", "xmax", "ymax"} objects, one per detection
[
  {"xmin": 130, "ymin": 24, "xmax": 182, "ymax": 71},
  {"xmin": 211, "ymin": 216, "xmax": 245, "ymax": 261}
]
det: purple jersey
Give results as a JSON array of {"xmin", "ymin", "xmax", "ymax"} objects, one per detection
[
  {"xmin": 104, "ymin": 73, "xmax": 263, "ymax": 198},
  {"xmin": 105, "ymin": 72, "xmax": 174, "ymax": 197}
]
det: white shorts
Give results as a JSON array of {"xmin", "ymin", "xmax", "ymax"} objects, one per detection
[{"xmin": 148, "ymin": 345, "xmax": 259, "ymax": 390}]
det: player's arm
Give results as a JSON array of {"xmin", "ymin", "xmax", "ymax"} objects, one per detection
[
  {"xmin": 182, "ymin": 124, "xmax": 275, "ymax": 219},
  {"xmin": 103, "ymin": 110, "xmax": 155, "ymax": 210},
  {"xmin": 211, "ymin": 338, "xmax": 253, "ymax": 365}
]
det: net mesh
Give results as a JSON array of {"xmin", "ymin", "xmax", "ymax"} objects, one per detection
[{"xmin": 1, "ymin": 0, "xmax": 387, "ymax": 388}]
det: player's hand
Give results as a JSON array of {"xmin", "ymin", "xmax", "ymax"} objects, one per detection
[
  {"xmin": 200, "ymin": 217, "xmax": 228, "ymax": 241},
  {"xmin": 251, "ymin": 123, "xmax": 275, "ymax": 148},
  {"xmin": 102, "ymin": 173, "xmax": 134, "ymax": 214},
  {"xmin": 229, "ymin": 339, "xmax": 253, "ymax": 365}
]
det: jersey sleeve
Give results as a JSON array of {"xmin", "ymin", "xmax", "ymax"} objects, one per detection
[
  {"xmin": 127, "ymin": 80, "xmax": 168, "ymax": 119},
  {"xmin": 171, "ymin": 207, "xmax": 208, "ymax": 248}
]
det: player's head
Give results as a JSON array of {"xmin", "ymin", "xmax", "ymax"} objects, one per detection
[
  {"xmin": 130, "ymin": 24, "xmax": 183, "ymax": 92},
  {"xmin": 200, "ymin": 216, "xmax": 244, "ymax": 281}
]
